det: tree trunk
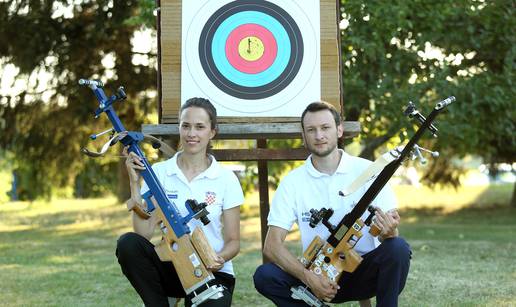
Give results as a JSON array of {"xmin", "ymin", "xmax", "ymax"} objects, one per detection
[
  {"xmin": 511, "ymin": 181, "xmax": 516, "ymax": 208},
  {"xmin": 359, "ymin": 133, "xmax": 395, "ymax": 161}
]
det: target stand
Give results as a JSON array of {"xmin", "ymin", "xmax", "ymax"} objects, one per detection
[{"xmin": 145, "ymin": 0, "xmax": 360, "ymax": 257}]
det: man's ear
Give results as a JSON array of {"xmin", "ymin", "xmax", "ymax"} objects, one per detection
[
  {"xmin": 210, "ymin": 128, "xmax": 217, "ymax": 140},
  {"xmin": 337, "ymin": 123, "xmax": 344, "ymax": 138}
]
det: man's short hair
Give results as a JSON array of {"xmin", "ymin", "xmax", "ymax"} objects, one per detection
[{"xmin": 301, "ymin": 101, "xmax": 341, "ymax": 129}]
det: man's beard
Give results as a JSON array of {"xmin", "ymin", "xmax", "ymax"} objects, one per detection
[{"xmin": 305, "ymin": 141, "xmax": 337, "ymax": 158}]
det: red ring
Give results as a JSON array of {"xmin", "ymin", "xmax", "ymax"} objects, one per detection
[{"xmin": 225, "ymin": 23, "xmax": 277, "ymax": 74}]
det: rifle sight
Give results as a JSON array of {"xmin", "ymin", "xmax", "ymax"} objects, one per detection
[{"xmin": 187, "ymin": 199, "xmax": 211, "ymax": 225}]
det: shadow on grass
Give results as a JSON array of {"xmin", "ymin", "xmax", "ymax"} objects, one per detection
[
  {"xmin": 2, "ymin": 194, "xmax": 514, "ymax": 306},
  {"xmin": 0, "ymin": 202, "xmax": 131, "ymax": 269}
]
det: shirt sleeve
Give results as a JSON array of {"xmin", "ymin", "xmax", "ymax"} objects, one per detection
[
  {"xmin": 223, "ymin": 171, "xmax": 245, "ymax": 210},
  {"xmin": 268, "ymin": 176, "xmax": 297, "ymax": 231}
]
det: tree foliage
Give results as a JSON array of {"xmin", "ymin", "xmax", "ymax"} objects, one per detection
[
  {"xmin": 0, "ymin": 1, "xmax": 157, "ymax": 200},
  {"xmin": 0, "ymin": 0, "xmax": 513, "ymax": 201},
  {"xmin": 340, "ymin": 0, "xmax": 515, "ymax": 186}
]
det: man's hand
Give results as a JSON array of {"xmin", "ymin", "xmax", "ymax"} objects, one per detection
[
  {"xmin": 264, "ymin": 227, "xmax": 339, "ymax": 301},
  {"xmin": 374, "ymin": 208, "xmax": 400, "ymax": 241},
  {"xmin": 303, "ymin": 269, "xmax": 339, "ymax": 302}
]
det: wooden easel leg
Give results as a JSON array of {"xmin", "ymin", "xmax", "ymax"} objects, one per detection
[{"xmin": 257, "ymin": 139, "xmax": 270, "ymax": 263}]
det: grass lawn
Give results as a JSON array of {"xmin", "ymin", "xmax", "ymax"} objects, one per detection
[{"xmin": 0, "ymin": 184, "xmax": 514, "ymax": 306}]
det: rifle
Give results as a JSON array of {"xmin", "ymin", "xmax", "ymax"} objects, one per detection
[
  {"xmin": 291, "ymin": 97, "xmax": 455, "ymax": 306},
  {"xmin": 79, "ymin": 79, "xmax": 224, "ymax": 306}
]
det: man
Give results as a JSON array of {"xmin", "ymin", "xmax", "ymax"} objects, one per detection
[{"xmin": 253, "ymin": 101, "xmax": 411, "ymax": 306}]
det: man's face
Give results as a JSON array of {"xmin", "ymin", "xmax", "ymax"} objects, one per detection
[{"xmin": 302, "ymin": 110, "xmax": 343, "ymax": 157}]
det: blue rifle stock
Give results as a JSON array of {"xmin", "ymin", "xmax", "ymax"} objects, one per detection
[{"xmin": 80, "ymin": 79, "xmax": 223, "ymax": 306}]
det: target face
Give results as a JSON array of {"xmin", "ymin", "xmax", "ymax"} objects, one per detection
[{"xmin": 182, "ymin": 0, "xmax": 320, "ymax": 117}]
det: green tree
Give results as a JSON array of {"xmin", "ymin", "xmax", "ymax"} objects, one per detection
[
  {"xmin": 340, "ymin": 0, "xmax": 515, "ymax": 203},
  {"xmin": 1, "ymin": 0, "xmax": 514, "ymax": 206},
  {"xmin": 0, "ymin": 1, "xmax": 156, "ymax": 200}
]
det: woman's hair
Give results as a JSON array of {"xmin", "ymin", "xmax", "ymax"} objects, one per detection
[{"xmin": 180, "ymin": 97, "xmax": 218, "ymax": 131}]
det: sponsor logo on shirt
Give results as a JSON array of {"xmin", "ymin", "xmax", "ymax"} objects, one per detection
[
  {"xmin": 205, "ymin": 191, "xmax": 216, "ymax": 205},
  {"xmin": 301, "ymin": 211, "xmax": 311, "ymax": 223},
  {"xmin": 166, "ymin": 190, "xmax": 178, "ymax": 199}
]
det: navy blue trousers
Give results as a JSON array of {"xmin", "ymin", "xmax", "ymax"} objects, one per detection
[
  {"xmin": 254, "ymin": 237, "xmax": 411, "ymax": 307},
  {"xmin": 116, "ymin": 232, "xmax": 235, "ymax": 307}
]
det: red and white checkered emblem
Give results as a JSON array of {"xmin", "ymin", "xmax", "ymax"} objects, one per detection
[{"xmin": 205, "ymin": 191, "xmax": 216, "ymax": 205}]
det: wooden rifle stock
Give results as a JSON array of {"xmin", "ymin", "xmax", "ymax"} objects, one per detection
[{"xmin": 152, "ymin": 203, "xmax": 218, "ymax": 292}]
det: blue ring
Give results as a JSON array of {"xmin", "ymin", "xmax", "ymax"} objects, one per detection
[{"xmin": 211, "ymin": 11, "xmax": 290, "ymax": 87}]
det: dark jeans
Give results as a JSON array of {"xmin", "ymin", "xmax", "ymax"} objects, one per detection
[
  {"xmin": 116, "ymin": 232, "xmax": 235, "ymax": 307},
  {"xmin": 254, "ymin": 237, "xmax": 411, "ymax": 307}
]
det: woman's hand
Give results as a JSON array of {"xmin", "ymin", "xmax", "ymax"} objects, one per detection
[
  {"xmin": 207, "ymin": 255, "xmax": 225, "ymax": 272},
  {"xmin": 123, "ymin": 147, "xmax": 145, "ymax": 183}
]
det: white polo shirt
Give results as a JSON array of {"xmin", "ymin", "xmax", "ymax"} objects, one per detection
[
  {"xmin": 268, "ymin": 149, "xmax": 397, "ymax": 255},
  {"xmin": 141, "ymin": 152, "xmax": 244, "ymax": 275}
]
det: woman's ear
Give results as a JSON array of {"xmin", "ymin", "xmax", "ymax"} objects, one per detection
[{"xmin": 210, "ymin": 128, "xmax": 217, "ymax": 140}]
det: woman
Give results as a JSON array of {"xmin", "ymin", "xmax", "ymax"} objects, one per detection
[{"xmin": 116, "ymin": 97, "xmax": 244, "ymax": 307}]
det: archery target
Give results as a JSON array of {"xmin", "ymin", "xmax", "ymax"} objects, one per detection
[{"xmin": 181, "ymin": 0, "xmax": 320, "ymax": 117}]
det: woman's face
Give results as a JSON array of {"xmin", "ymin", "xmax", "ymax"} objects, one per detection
[{"xmin": 179, "ymin": 106, "xmax": 216, "ymax": 155}]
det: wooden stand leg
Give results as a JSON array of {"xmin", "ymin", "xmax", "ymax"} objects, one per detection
[{"xmin": 257, "ymin": 139, "xmax": 270, "ymax": 263}]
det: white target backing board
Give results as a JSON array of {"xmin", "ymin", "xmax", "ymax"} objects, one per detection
[{"xmin": 180, "ymin": 0, "xmax": 321, "ymax": 117}]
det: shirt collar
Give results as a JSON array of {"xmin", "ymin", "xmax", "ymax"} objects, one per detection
[
  {"xmin": 202, "ymin": 154, "xmax": 220, "ymax": 179},
  {"xmin": 305, "ymin": 149, "xmax": 352, "ymax": 177},
  {"xmin": 165, "ymin": 152, "xmax": 220, "ymax": 179}
]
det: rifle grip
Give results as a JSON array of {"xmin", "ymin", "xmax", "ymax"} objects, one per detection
[
  {"xmin": 126, "ymin": 198, "xmax": 151, "ymax": 219},
  {"xmin": 369, "ymin": 223, "xmax": 381, "ymax": 237},
  {"xmin": 155, "ymin": 209, "xmax": 216, "ymax": 291},
  {"xmin": 155, "ymin": 238, "xmax": 173, "ymax": 261},
  {"xmin": 191, "ymin": 227, "xmax": 218, "ymax": 268}
]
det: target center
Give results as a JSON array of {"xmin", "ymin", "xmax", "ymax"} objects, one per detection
[{"xmin": 238, "ymin": 36, "xmax": 265, "ymax": 61}]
